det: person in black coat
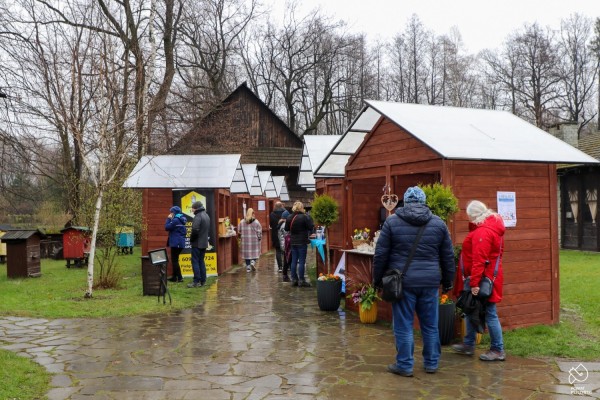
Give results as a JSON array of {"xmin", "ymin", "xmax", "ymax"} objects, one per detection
[
  {"xmin": 269, "ymin": 202, "xmax": 286, "ymax": 272},
  {"xmin": 373, "ymin": 186, "xmax": 455, "ymax": 377},
  {"xmin": 284, "ymin": 201, "xmax": 314, "ymax": 287}
]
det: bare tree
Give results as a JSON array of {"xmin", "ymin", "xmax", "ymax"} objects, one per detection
[
  {"xmin": 555, "ymin": 14, "xmax": 598, "ymax": 132},
  {"xmin": 589, "ymin": 17, "xmax": 600, "ymax": 130}
]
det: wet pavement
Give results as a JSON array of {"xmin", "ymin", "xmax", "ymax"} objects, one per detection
[{"xmin": 1, "ymin": 251, "xmax": 599, "ymax": 399}]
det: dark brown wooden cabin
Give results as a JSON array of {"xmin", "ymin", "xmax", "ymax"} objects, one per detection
[
  {"xmin": 1, "ymin": 230, "xmax": 44, "ymax": 278},
  {"xmin": 170, "ymin": 82, "xmax": 309, "ymax": 206},
  {"xmin": 317, "ymin": 101, "xmax": 597, "ymax": 330}
]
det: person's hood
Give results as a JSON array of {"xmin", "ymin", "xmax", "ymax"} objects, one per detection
[
  {"xmin": 479, "ymin": 214, "xmax": 506, "ymax": 237},
  {"xmin": 193, "ymin": 206, "xmax": 205, "ymax": 214},
  {"xmin": 170, "ymin": 206, "xmax": 182, "ymax": 214},
  {"xmin": 273, "ymin": 208, "xmax": 285, "ymax": 218},
  {"xmin": 395, "ymin": 203, "xmax": 432, "ymax": 226}
]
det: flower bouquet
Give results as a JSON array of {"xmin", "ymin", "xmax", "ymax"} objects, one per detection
[
  {"xmin": 352, "ymin": 227, "xmax": 370, "ymax": 248},
  {"xmin": 318, "ymin": 273, "xmax": 341, "ymax": 282}
]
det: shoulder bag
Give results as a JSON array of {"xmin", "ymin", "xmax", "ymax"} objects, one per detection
[
  {"xmin": 381, "ymin": 222, "xmax": 427, "ymax": 302},
  {"xmin": 462, "ymin": 238, "xmax": 503, "ymax": 298}
]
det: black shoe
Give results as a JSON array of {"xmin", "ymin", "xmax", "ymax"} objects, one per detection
[
  {"xmin": 168, "ymin": 277, "xmax": 177, "ymax": 282},
  {"xmin": 387, "ymin": 364, "xmax": 413, "ymax": 377},
  {"xmin": 177, "ymin": 278, "xmax": 184, "ymax": 283},
  {"xmin": 187, "ymin": 282, "xmax": 201, "ymax": 288},
  {"xmin": 425, "ymin": 368, "xmax": 437, "ymax": 374},
  {"xmin": 282, "ymin": 275, "xmax": 290, "ymax": 282},
  {"xmin": 291, "ymin": 280, "xmax": 298, "ymax": 287},
  {"xmin": 298, "ymin": 280, "xmax": 311, "ymax": 287}
]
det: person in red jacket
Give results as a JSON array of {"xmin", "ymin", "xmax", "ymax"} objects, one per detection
[{"xmin": 452, "ymin": 200, "xmax": 506, "ymax": 361}]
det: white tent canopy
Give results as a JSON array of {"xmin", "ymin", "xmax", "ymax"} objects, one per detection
[
  {"xmin": 298, "ymin": 135, "xmax": 341, "ymax": 188},
  {"xmin": 123, "ymin": 155, "xmax": 246, "ymax": 189},
  {"xmin": 272, "ymin": 176, "xmax": 290, "ymax": 201}
]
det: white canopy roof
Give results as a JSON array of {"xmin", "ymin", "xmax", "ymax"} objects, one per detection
[
  {"xmin": 123, "ymin": 155, "xmax": 246, "ymax": 189},
  {"xmin": 272, "ymin": 176, "xmax": 290, "ymax": 201},
  {"xmin": 242, "ymin": 164, "xmax": 261, "ymax": 196},
  {"xmin": 365, "ymin": 100, "xmax": 598, "ymax": 164},
  {"xmin": 314, "ymin": 107, "xmax": 379, "ymax": 177},
  {"xmin": 315, "ymin": 102, "xmax": 597, "ymax": 177},
  {"xmin": 259, "ymin": 171, "xmax": 278, "ymax": 198},
  {"xmin": 298, "ymin": 135, "xmax": 341, "ymax": 188}
]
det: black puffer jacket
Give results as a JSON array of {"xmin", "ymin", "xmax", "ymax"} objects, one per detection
[
  {"xmin": 373, "ymin": 203, "xmax": 455, "ymax": 289},
  {"xmin": 284, "ymin": 212, "xmax": 314, "ymax": 246}
]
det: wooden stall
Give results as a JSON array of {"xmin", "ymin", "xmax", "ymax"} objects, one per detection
[
  {"xmin": 1, "ymin": 230, "xmax": 44, "ymax": 278},
  {"xmin": 317, "ymin": 101, "xmax": 597, "ymax": 330},
  {"xmin": 124, "ymin": 154, "xmax": 248, "ymax": 277}
]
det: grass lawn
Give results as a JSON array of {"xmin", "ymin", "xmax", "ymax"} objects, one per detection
[{"xmin": 0, "ymin": 248, "xmax": 599, "ymax": 399}]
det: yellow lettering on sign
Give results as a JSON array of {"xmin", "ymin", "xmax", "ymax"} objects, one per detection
[{"xmin": 179, "ymin": 252, "xmax": 218, "ymax": 277}]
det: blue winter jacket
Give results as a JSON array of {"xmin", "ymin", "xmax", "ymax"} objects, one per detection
[
  {"xmin": 165, "ymin": 206, "xmax": 187, "ymax": 248},
  {"xmin": 373, "ymin": 203, "xmax": 455, "ymax": 289}
]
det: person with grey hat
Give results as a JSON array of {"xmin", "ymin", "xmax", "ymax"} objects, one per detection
[
  {"xmin": 373, "ymin": 186, "xmax": 455, "ymax": 377},
  {"xmin": 188, "ymin": 201, "xmax": 210, "ymax": 288}
]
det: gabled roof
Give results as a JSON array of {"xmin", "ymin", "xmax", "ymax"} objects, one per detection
[
  {"xmin": 272, "ymin": 176, "xmax": 290, "ymax": 201},
  {"xmin": 123, "ymin": 155, "xmax": 245, "ymax": 189},
  {"xmin": 258, "ymin": 171, "xmax": 276, "ymax": 197},
  {"xmin": 242, "ymin": 164, "xmax": 262, "ymax": 196},
  {"xmin": 364, "ymin": 100, "xmax": 598, "ymax": 164},
  {"xmin": 1, "ymin": 230, "xmax": 45, "ymax": 241},
  {"xmin": 578, "ymin": 132, "xmax": 600, "ymax": 161},
  {"xmin": 298, "ymin": 135, "xmax": 341, "ymax": 187},
  {"xmin": 244, "ymin": 147, "xmax": 302, "ymax": 167},
  {"xmin": 316, "ymin": 102, "xmax": 598, "ymax": 177}
]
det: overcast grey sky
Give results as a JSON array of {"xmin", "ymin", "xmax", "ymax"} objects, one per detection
[{"xmin": 266, "ymin": 0, "xmax": 600, "ymax": 53}]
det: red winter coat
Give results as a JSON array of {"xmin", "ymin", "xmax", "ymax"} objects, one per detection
[{"xmin": 456, "ymin": 214, "xmax": 505, "ymax": 303}]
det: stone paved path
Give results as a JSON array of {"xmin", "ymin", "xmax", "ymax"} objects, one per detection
[{"xmin": 1, "ymin": 252, "xmax": 599, "ymax": 399}]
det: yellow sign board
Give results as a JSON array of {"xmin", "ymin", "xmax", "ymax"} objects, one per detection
[{"xmin": 179, "ymin": 251, "xmax": 217, "ymax": 277}]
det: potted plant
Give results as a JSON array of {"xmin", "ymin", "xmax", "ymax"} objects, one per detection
[
  {"xmin": 419, "ymin": 182, "xmax": 459, "ymax": 223},
  {"xmin": 438, "ymin": 294, "xmax": 456, "ymax": 345},
  {"xmin": 316, "ymin": 273, "xmax": 343, "ymax": 311},
  {"xmin": 310, "ymin": 193, "xmax": 339, "ymax": 274},
  {"xmin": 347, "ymin": 283, "xmax": 381, "ymax": 323}
]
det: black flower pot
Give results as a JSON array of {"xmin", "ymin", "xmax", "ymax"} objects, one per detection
[
  {"xmin": 317, "ymin": 279, "xmax": 342, "ymax": 311},
  {"xmin": 438, "ymin": 303, "xmax": 456, "ymax": 345}
]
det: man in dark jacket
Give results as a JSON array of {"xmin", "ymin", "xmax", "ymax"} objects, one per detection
[
  {"xmin": 269, "ymin": 202, "xmax": 286, "ymax": 272},
  {"xmin": 188, "ymin": 201, "xmax": 210, "ymax": 288},
  {"xmin": 373, "ymin": 186, "xmax": 455, "ymax": 377}
]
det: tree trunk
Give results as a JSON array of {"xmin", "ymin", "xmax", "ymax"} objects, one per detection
[{"xmin": 84, "ymin": 188, "xmax": 104, "ymax": 298}]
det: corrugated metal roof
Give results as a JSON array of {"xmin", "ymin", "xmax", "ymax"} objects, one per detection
[
  {"xmin": 298, "ymin": 135, "xmax": 341, "ymax": 187},
  {"xmin": 1, "ymin": 230, "xmax": 44, "ymax": 241},
  {"xmin": 123, "ymin": 155, "xmax": 243, "ymax": 189},
  {"xmin": 366, "ymin": 100, "xmax": 599, "ymax": 164}
]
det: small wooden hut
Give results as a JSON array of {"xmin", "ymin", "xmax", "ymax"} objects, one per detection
[
  {"xmin": 123, "ymin": 154, "xmax": 248, "ymax": 276},
  {"xmin": 318, "ymin": 101, "xmax": 597, "ymax": 329},
  {"xmin": 1, "ymin": 230, "xmax": 45, "ymax": 278}
]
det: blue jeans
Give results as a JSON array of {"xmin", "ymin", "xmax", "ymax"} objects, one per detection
[
  {"xmin": 191, "ymin": 247, "xmax": 207, "ymax": 284},
  {"xmin": 391, "ymin": 287, "xmax": 441, "ymax": 372},
  {"xmin": 290, "ymin": 244, "xmax": 307, "ymax": 282},
  {"xmin": 464, "ymin": 302, "xmax": 504, "ymax": 352}
]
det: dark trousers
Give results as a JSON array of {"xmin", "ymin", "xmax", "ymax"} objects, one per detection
[
  {"xmin": 170, "ymin": 247, "xmax": 183, "ymax": 280},
  {"xmin": 275, "ymin": 247, "xmax": 284, "ymax": 269},
  {"xmin": 191, "ymin": 247, "xmax": 207, "ymax": 284}
]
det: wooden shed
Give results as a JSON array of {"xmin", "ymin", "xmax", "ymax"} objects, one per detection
[
  {"xmin": 318, "ymin": 101, "xmax": 597, "ymax": 330},
  {"xmin": 1, "ymin": 230, "xmax": 45, "ymax": 278},
  {"xmin": 170, "ymin": 82, "xmax": 309, "ymax": 206},
  {"xmin": 123, "ymin": 154, "xmax": 248, "ymax": 276}
]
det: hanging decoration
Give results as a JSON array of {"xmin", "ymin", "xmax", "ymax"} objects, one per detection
[
  {"xmin": 586, "ymin": 189, "xmax": 597, "ymax": 224},
  {"xmin": 568, "ymin": 190, "xmax": 579, "ymax": 223},
  {"xmin": 381, "ymin": 184, "xmax": 398, "ymax": 216}
]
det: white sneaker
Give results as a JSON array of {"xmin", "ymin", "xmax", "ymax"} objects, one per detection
[{"xmin": 246, "ymin": 266, "xmax": 251, "ymax": 272}]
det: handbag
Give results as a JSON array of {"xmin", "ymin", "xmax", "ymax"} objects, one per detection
[
  {"xmin": 381, "ymin": 221, "xmax": 427, "ymax": 302},
  {"xmin": 461, "ymin": 238, "xmax": 502, "ymax": 298}
]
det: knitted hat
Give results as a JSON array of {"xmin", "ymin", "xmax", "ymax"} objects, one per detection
[
  {"xmin": 191, "ymin": 201, "xmax": 204, "ymax": 210},
  {"xmin": 403, "ymin": 186, "xmax": 426, "ymax": 204},
  {"xmin": 170, "ymin": 206, "xmax": 182, "ymax": 214}
]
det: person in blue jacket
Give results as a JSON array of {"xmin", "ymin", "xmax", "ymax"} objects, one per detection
[
  {"xmin": 165, "ymin": 206, "xmax": 187, "ymax": 283},
  {"xmin": 373, "ymin": 186, "xmax": 455, "ymax": 377}
]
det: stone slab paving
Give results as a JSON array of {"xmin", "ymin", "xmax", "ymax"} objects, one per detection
[{"xmin": 1, "ymin": 252, "xmax": 599, "ymax": 399}]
